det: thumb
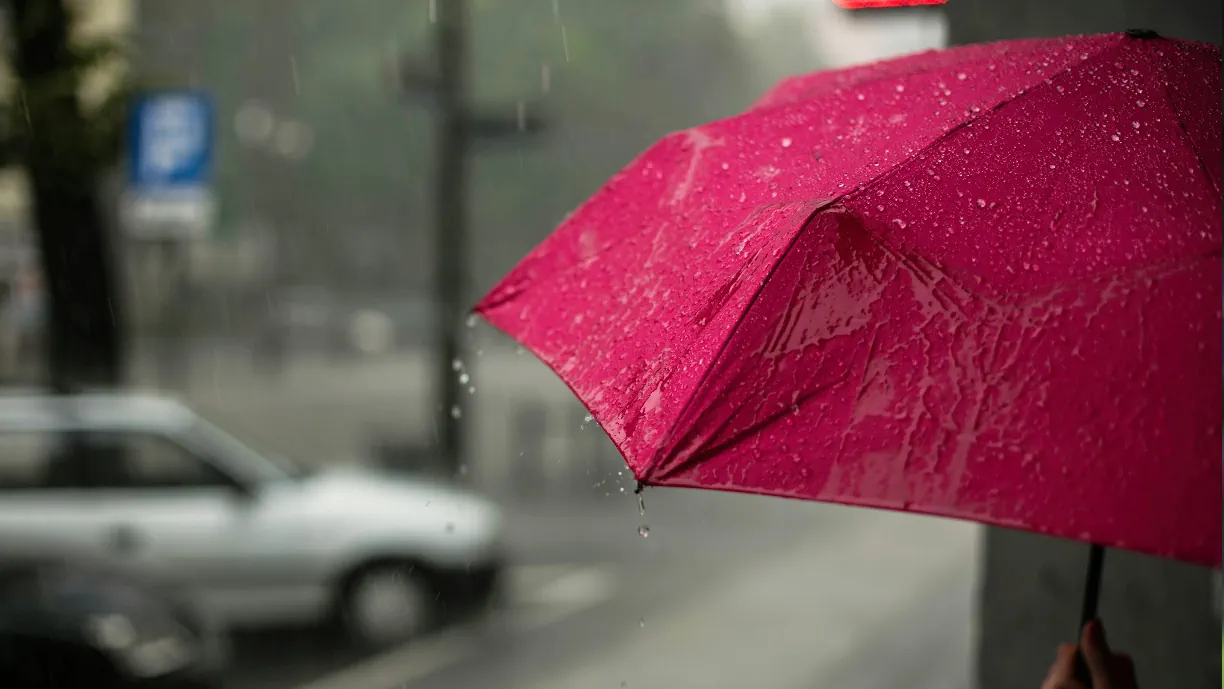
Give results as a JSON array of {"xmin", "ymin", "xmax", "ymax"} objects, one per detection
[{"xmin": 1081, "ymin": 619, "xmax": 1114, "ymax": 685}]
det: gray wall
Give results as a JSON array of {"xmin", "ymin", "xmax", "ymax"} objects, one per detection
[
  {"xmin": 946, "ymin": 0, "xmax": 1222, "ymax": 47},
  {"xmin": 943, "ymin": 2, "xmax": 1222, "ymax": 688}
]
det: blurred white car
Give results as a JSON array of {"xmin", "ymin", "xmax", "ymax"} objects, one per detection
[{"xmin": 0, "ymin": 392, "xmax": 504, "ymax": 648}]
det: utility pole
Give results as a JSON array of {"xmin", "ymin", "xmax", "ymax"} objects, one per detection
[
  {"xmin": 433, "ymin": 0, "xmax": 469, "ymax": 477},
  {"xmin": 400, "ymin": 0, "xmax": 548, "ymax": 477}
]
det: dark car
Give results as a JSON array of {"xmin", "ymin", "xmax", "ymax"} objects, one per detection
[{"xmin": 0, "ymin": 555, "xmax": 229, "ymax": 689}]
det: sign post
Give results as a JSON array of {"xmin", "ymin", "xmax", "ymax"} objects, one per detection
[{"xmin": 123, "ymin": 91, "xmax": 215, "ymax": 388}]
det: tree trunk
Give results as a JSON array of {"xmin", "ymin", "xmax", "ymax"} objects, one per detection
[{"xmin": 10, "ymin": 0, "xmax": 126, "ymax": 389}]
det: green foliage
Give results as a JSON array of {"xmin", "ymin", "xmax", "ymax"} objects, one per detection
[{"xmin": 3, "ymin": 26, "xmax": 134, "ymax": 176}]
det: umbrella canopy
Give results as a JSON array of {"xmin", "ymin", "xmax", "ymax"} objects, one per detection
[{"xmin": 476, "ymin": 33, "xmax": 1222, "ymax": 567}]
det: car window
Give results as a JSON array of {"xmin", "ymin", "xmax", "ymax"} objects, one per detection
[
  {"xmin": 0, "ymin": 431, "xmax": 80, "ymax": 490},
  {"xmin": 77, "ymin": 431, "xmax": 234, "ymax": 490}
]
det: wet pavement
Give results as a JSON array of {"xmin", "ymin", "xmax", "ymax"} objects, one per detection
[{"xmin": 223, "ymin": 491, "xmax": 979, "ymax": 689}]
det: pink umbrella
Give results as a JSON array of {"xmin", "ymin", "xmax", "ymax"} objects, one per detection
[{"xmin": 476, "ymin": 31, "xmax": 1221, "ymax": 638}]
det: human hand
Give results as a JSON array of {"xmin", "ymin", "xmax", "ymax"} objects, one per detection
[{"xmin": 1041, "ymin": 619, "xmax": 1138, "ymax": 689}]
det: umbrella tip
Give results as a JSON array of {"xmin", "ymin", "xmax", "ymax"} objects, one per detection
[{"xmin": 1124, "ymin": 29, "xmax": 1161, "ymax": 39}]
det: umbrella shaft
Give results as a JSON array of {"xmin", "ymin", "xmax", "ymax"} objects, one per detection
[{"xmin": 1073, "ymin": 544, "xmax": 1106, "ymax": 686}]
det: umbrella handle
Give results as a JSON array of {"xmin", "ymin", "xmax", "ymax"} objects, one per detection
[{"xmin": 1073, "ymin": 544, "xmax": 1106, "ymax": 687}]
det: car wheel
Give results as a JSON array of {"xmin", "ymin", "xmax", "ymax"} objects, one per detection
[{"xmin": 338, "ymin": 563, "xmax": 434, "ymax": 649}]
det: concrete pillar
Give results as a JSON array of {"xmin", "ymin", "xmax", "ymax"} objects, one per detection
[
  {"xmin": 941, "ymin": 2, "xmax": 1222, "ymax": 687},
  {"xmin": 976, "ymin": 530, "xmax": 1220, "ymax": 688}
]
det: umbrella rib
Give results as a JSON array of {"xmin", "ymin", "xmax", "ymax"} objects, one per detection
[
  {"xmin": 1154, "ymin": 59, "xmax": 1222, "ymax": 199},
  {"xmin": 652, "ymin": 369, "xmax": 855, "ymax": 483}
]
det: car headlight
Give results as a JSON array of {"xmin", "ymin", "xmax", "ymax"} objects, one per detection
[{"xmin": 84, "ymin": 612, "xmax": 197, "ymax": 679}]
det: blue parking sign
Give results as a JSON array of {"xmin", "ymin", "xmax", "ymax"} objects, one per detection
[{"xmin": 129, "ymin": 91, "xmax": 213, "ymax": 190}]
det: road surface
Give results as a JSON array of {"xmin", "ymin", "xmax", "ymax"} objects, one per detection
[
  {"xmin": 122, "ymin": 342, "xmax": 982, "ymax": 689},
  {"xmin": 226, "ymin": 489, "xmax": 981, "ymax": 689}
]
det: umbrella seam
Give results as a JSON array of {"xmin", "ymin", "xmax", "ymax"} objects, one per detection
[
  {"xmin": 648, "ymin": 37, "xmax": 1134, "ymax": 482},
  {"xmin": 644, "ymin": 200, "xmax": 831, "ymax": 484},
  {"xmin": 1153, "ymin": 51, "xmax": 1222, "ymax": 199}
]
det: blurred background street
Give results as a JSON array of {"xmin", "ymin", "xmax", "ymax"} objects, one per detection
[{"xmin": 0, "ymin": 0, "xmax": 1217, "ymax": 688}]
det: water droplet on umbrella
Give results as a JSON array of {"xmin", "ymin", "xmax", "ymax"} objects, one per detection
[
  {"xmin": 637, "ymin": 525, "xmax": 650, "ymax": 538},
  {"xmin": 895, "ymin": 84, "xmax": 905, "ymax": 92},
  {"xmin": 781, "ymin": 137, "xmax": 793, "ymax": 148},
  {"xmin": 1111, "ymin": 133, "xmax": 1120, "ymax": 141},
  {"xmin": 976, "ymin": 199, "xmax": 986, "ymax": 208},
  {"xmin": 721, "ymin": 162, "xmax": 729, "ymax": 170},
  {"xmin": 450, "ymin": 405, "xmax": 462, "ymax": 419},
  {"xmin": 1080, "ymin": 53, "xmax": 1089, "ymax": 60},
  {"xmin": 1131, "ymin": 121, "xmax": 1140, "ymax": 129},
  {"xmin": 956, "ymin": 72, "xmax": 967, "ymax": 80},
  {"xmin": 1136, "ymin": 99, "xmax": 1146, "ymax": 107},
  {"xmin": 856, "ymin": 93, "xmax": 865, "ymax": 101}
]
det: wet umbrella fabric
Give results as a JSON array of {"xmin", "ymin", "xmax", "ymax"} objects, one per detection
[{"xmin": 476, "ymin": 33, "xmax": 1222, "ymax": 570}]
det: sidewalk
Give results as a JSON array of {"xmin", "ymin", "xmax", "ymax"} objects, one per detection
[{"xmin": 527, "ymin": 508, "xmax": 981, "ymax": 689}]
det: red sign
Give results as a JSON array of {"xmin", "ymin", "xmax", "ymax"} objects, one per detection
[{"xmin": 834, "ymin": 0, "xmax": 947, "ymax": 7}]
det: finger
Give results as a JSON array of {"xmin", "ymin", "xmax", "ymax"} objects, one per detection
[
  {"xmin": 1081, "ymin": 619, "xmax": 1115, "ymax": 682},
  {"xmin": 1043, "ymin": 643, "xmax": 1081, "ymax": 688}
]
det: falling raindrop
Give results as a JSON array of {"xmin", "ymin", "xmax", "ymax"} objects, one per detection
[
  {"xmin": 467, "ymin": 386, "xmax": 476, "ymax": 394},
  {"xmin": 450, "ymin": 405, "xmax": 462, "ymax": 419},
  {"xmin": 466, "ymin": 314, "xmax": 478, "ymax": 328},
  {"xmin": 637, "ymin": 491, "xmax": 646, "ymax": 516},
  {"xmin": 458, "ymin": 372, "xmax": 471, "ymax": 385},
  {"xmin": 781, "ymin": 137, "xmax": 793, "ymax": 148},
  {"xmin": 637, "ymin": 525, "xmax": 650, "ymax": 538},
  {"xmin": 451, "ymin": 358, "xmax": 463, "ymax": 371},
  {"xmin": 638, "ymin": 618, "xmax": 646, "ymax": 628}
]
